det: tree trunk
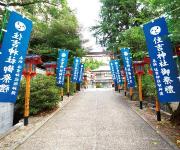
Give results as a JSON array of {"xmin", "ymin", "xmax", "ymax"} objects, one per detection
[{"xmin": 170, "ymin": 103, "xmax": 180, "ymax": 125}]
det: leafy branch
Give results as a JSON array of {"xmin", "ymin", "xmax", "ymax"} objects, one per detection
[{"xmin": 0, "ymin": 0, "xmax": 58, "ymax": 7}]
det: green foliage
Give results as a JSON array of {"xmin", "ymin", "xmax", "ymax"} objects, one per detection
[
  {"xmin": 14, "ymin": 0, "xmax": 84, "ymax": 63},
  {"xmin": 92, "ymin": 0, "xmax": 155, "ymax": 51},
  {"xmin": 16, "ymin": 75, "xmax": 60, "ymax": 115},
  {"xmin": 132, "ymin": 51, "xmax": 148, "ymax": 61},
  {"xmin": 45, "ymin": 9, "xmax": 81, "ymax": 50},
  {"xmin": 0, "ymin": 1, "xmax": 85, "ymax": 65},
  {"xmin": 142, "ymin": 74, "xmax": 157, "ymax": 97},
  {"xmin": 93, "ymin": 0, "xmax": 180, "ymax": 53},
  {"xmin": 83, "ymin": 58, "xmax": 103, "ymax": 70},
  {"xmin": 142, "ymin": 65, "xmax": 157, "ymax": 97},
  {"xmin": 121, "ymin": 27, "xmax": 147, "ymax": 51},
  {"xmin": 96, "ymin": 83, "xmax": 103, "ymax": 88}
]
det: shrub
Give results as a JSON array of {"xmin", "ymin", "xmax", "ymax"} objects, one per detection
[
  {"xmin": 96, "ymin": 83, "xmax": 103, "ymax": 88},
  {"xmin": 16, "ymin": 74, "xmax": 61, "ymax": 115},
  {"xmin": 142, "ymin": 74, "xmax": 157, "ymax": 97}
]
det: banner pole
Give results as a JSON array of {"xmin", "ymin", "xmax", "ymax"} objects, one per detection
[
  {"xmin": 124, "ymin": 76, "xmax": 127, "ymax": 96},
  {"xmin": 24, "ymin": 74, "xmax": 31, "ymax": 126},
  {"xmin": 138, "ymin": 74, "xmax": 143, "ymax": 109},
  {"xmin": 118, "ymin": 85, "xmax": 121, "ymax": 93},
  {"xmin": 156, "ymin": 98, "xmax": 161, "ymax": 121},
  {"xmin": 67, "ymin": 71, "xmax": 70, "ymax": 97},
  {"xmin": 130, "ymin": 87, "xmax": 133, "ymax": 100},
  {"xmin": 61, "ymin": 87, "xmax": 63, "ymax": 101},
  {"xmin": 74, "ymin": 83, "xmax": 76, "ymax": 93}
]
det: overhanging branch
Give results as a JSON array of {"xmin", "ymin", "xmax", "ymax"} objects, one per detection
[
  {"xmin": 0, "ymin": 0, "xmax": 58, "ymax": 7},
  {"xmin": 0, "ymin": 1, "xmax": 6, "ymax": 6}
]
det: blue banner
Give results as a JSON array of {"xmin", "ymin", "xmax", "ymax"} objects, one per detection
[
  {"xmin": 71, "ymin": 57, "xmax": 81, "ymax": 83},
  {"xmin": 0, "ymin": 11, "xmax": 32, "ymax": 103},
  {"xmin": 56, "ymin": 50, "xmax": 69, "ymax": 87},
  {"xmin": 143, "ymin": 17, "xmax": 180, "ymax": 103},
  {"xmin": 112, "ymin": 60, "xmax": 123, "ymax": 85},
  {"xmin": 120, "ymin": 48, "xmax": 135, "ymax": 88},
  {"xmin": 77, "ymin": 64, "xmax": 84, "ymax": 83},
  {"xmin": 109, "ymin": 60, "xmax": 117, "ymax": 84}
]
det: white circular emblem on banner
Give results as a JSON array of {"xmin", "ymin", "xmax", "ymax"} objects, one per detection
[
  {"xmin": 124, "ymin": 52, "xmax": 128, "ymax": 56},
  {"xmin": 61, "ymin": 53, "xmax": 66, "ymax": 57},
  {"xmin": 76, "ymin": 59, "xmax": 79, "ymax": 62},
  {"xmin": 15, "ymin": 21, "xmax": 26, "ymax": 31},
  {"xmin": 150, "ymin": 26, "xmax": 161, "ymax": 35}
]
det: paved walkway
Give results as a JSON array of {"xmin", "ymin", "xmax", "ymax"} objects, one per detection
[{"xmin": 17, "ymin": 89, "xmax": 174, "ymax": 150}]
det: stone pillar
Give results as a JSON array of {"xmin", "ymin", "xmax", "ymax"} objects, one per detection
[{"xmin": 0, "ymin": 103, "xmax": 14, "ymax": 134}]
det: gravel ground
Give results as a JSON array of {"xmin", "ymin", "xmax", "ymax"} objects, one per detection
[
  {"xmin": 0, "ymin": 95, "xmax": 75, "ymax": 150},
  {"xmin": 14, "ymin": 89, "xmax": 175, "ymax": 150},
  {"xmin": 127, "ymin": 98, "xmax": 180, "ymax": 149}
]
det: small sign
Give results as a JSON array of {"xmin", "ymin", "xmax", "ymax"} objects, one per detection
[
  {"xmin": 71, "ymin": 57, "xmax": 81, "ymax": 82},
  {"xmin": 56, "ymin": 50, "xmax": 69, "ymax": 87},
  {"xmin": 120, "ymin": 48, "xmax": 135, "ymax": 88},
  {"xmin": 0, "ymin": 11, "xmax": 33, "ymax": 103},
  {"xmin": 143, "ymin": 17, "xmax": 180, "ymax": 103}
]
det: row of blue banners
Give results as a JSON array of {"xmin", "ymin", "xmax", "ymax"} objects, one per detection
[
  {"xmin": 56, "ymin": 50, "xmax": 84, "ymax": 88},
  {"xmin": 109, "ymin": 48, "xmax": 135, "ymax": 88},
  {"xmin": 110, "ymin": 17, "xmax": 180, "ymax": 103},
  {"xmin": 0, "ymin": 10, "xmax": 84, "ymax": 103}
]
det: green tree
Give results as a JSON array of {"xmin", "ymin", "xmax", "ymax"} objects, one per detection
[
  {"xmin": 0, "ymin": 0, "xmax": 85, "ymax": 63},
  {"xmin": 92, "ymin": 0, "xmax": 154, "ymax": 52},
  {"xmin": 93, "ymin": 0, "xmax": 180, "ymax": 123},
  {"xmin": 0, "ymin": 0, "xmax": 60, "ymax": 6},
  {"xmin": 83, "ymin": 58, "xmax": 103, "ymax": 70},
  {"xmin": 139, "ymin": 0, "xmax": 180, "ymax": 124}
]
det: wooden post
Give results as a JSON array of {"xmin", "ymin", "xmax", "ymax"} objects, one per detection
[
  {"xmin": 156, "ymin": 98, "xmax": 161, "ymax": 121},
  {"xmin": 24, "ymin": 74, "xmax": 31, "ymax": 126},
  {"xmin": 76, "ymin": 83, "xmax": 81, "ymax": 91},
  {"xmin": 74, "ymin": 83, "xmax": 76, "ymax": 93},
  {"xmin": 61, "ymin": 87, "xmax": 63, "ymax": 101},
  {"xmin": 148, "ymin": 71, "xmax": 161, "ymax": 121},
  {"xmin": 130, "ymin": 87, "xmax": 133, "ymax": 100},
  {"xmin": 115, "ymin": 83, "xmax": 118, "ymax": 91},
  {"xmin": 118, "ymin": 85, "xmax": 121, "ymax": 93},
  {"xmin": 138, "ymin": 74, "xmax": 143, "ymax": 109},
  {"xmin": 67, "ymin": 71, "xmax": 70, "ymax": 97},
  {"xmin": 124, "ymin": 76, "xmax": 127, "ymax": 96}
]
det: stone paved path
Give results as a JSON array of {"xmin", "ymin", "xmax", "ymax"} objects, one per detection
[{"xmin": 17, "ymin": 89, "xmax": 174, "ymax": 150}]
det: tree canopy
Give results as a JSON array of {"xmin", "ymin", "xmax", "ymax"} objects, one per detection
[
  {"xmin": 92, "ymin": 0, "xmax": 180, "ymax": 59},
  {"xmin": 83, "ymin": 58, "xmax": 103, "ymax": 71},
  {"xmin": 0, "ymin": 0, "xmax": 85, "ymax": 64}
]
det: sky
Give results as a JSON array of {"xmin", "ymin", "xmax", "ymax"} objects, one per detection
[{"xmin": 67, "ymin": 0, "xmax": 103, "ymax": 52}]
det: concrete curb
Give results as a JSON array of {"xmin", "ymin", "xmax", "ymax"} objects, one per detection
[
  {"xmin": 0, "ymin": 122, "xmax": 23, "ymax": 140},
  {"xmin": 12, "ymin": 93, "xmax": 79, "ymax": 150},
  {"xmin": 119, "ymin": 92, "xmax": 179, "ymax": 150}
]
